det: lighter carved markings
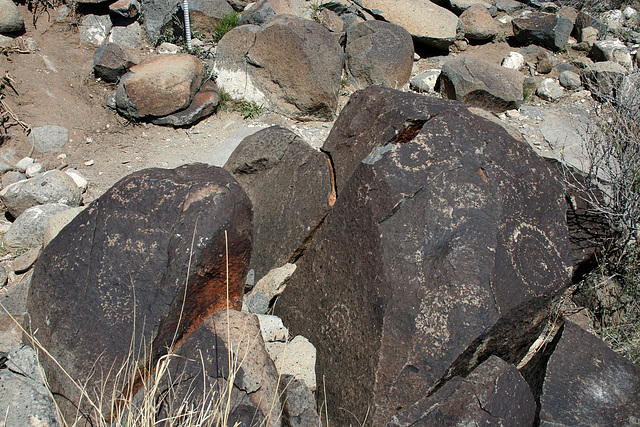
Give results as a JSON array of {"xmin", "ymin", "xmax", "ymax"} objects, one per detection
[
  {"xmin": 507, "ymin": 222, "xmax": 562, "ymax": 287},
  {"xmin": 182, "ymin": 185, "xmax": 224, "ymax": 212}
]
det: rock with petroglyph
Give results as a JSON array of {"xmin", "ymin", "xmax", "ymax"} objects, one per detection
[
  {"xmin": 214, "ymin": 15, "xmax": 342, "ymax": 120},
  {"xmin": 389, "ymin": 356, "xmax": 536, "ymax": 426},
  {"xmin": 225, "ymin": 126, "xmax": 333, "ymax": 280},
  {"xmin": 0, "ymin": 170, "xmax": 82, "ymax": 218},
  {"xmin": 275, "ymin": 87, "xmax": 572, "ymax": 425},
  {"xmin": 26, "ymin": 164, "xmax": 252, "ymax": 424}
]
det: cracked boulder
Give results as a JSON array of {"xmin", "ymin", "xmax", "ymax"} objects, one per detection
[
  {"xmin": 275, "ymin": 87, "xmax": 572, "ymax": 425},
  {"xmin": 115, "ymin": 53, "xmax": 207, "ymax": 121},
  {"xmin": 143, "ymin": 309, "xmax": 283, "ymax": 426},
  {"xmin": 224, "ymin": 126, "xmax": 333, "ymax": 281},
  {"xmin": 26, "ymin": 164, "xmax": 252, "ymax": 424},
  {"xmin": 214, "ymin": 15, "xmax": 343, "ymax": 121},
  {"xmin": 440, "ymin": 55, "xmax": 525, "ymax": 113},
  {"xmin": 389, "ymin": 356, "xmax": 536, "ymax": 426},
  {"xmin": 539, "ymin": 321, "xmax": 640, "ymax": 425},
  {"xmin": 345, "ymin": 20, "xmax": 414, "ymax": 89}
]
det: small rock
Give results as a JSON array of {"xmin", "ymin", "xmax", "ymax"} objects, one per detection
[
  {"xmin": 246, "ymin": 263, "xmax": 296, "ymax": 301},
  {"xmin": 502, "ymin": 51, "xmax": 524, "ymax": 70},
  {"xmin": 109, "ymin": 0, "xmax": 140, "ymax": 18},
  {"xmin": 256, "ymin": 313, "xmax": 289, "ymax": 342},
  {"xmin": 29, "ymin": 125, "xmax": 68, "ymax": 153},
  {"xmin": 93, "ymin": 42, "xmax": 137, "ymax": 83},
  {"xmin": 559, "ymin": 70, "xmax": 581, "ymax": 90},
  {"xmin": 24, "ymin": 163, "xmax": 43, "ymax": 178},
  {"xmin": 56, "ymin": 4, "xmax": 70, "ymax": 22},
  {"xmin": 0, "ymin": 0, "xmax": 25, "ymax": 33},
  {"xmin": 265, "ymin": 335, "xmax": 317, "ymax": 391},
  {"xmin": 14, "ymin": 36, "xmax": 37, "ymax": 52},
  {"xmin": 156, "ymin": 42, "xmax": 180, "ymax": 54},
  {"xmin": 245, "ymin": 291, "xmax": 270, "ymax": 314},
  {"xmin": 12, "ymin": 246, "xmax": 41, "ymax": 273},
  {"xmin": 108, "ymin": 21, "xmax": 143, "ymax": 49},
  {"xmin": 537, "ymin": 78, "xmax": 565, "ymax": 101},
  {"xmin": 581, "ymin": 26, "xmax": 598, "ymax": 45},
  {"xmin": 410, "ymin": 69, "xmax": 441, "ymax": 93},
  {"xmin": 15, "ymin": 157, "xmax": 34, "ymax": 173},
  {"xmin": 460, "ymin": 4, "xmax": 498, "ymax": 41},
  {"xmin": 592, "ymin": 39, "xmax": 633, "ymax": 71},
  {"xmin": 0, "ymin": 170, "xmax": 83, "ymax": 218},
  {"xmin": 150, "ymin": 80, "xmax": 221, "ymax": 127},
  {"xmin": 0, "ymin": 266, "xmax": 7, "ymax": 288},
  {"xmin": 84, "ymin": 160, "xmax": 94, "ymax": 166},
  {"xmin": 3, "ymin": 203, "xmax": 72, "ymax": 249},
  {"xmin": 79, "ymin": 14, "xmax": 113, "ymax": 46},
  {"xmin": 281, "ymin": 374, "xmax": 321, "ymax": 427},
  {"xmin": 65, "ymin": 169, "xmax": 88, "ymax": 191},
  {"xmin": 623, "ymin": 6, "xmax": 638, "ymax": 20}
]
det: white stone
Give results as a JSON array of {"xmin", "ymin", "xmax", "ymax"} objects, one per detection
[
  {"xmin": 15, "ymin": 157, "xmax": 34, "ymax": 172},
  {"xmin": 501, "ymin": 52, "xmax": 524, "ymax": 71},
  {"xmin": 623, "ymin": 6, "xmax": 638, "ymax": 20},
  {"xmin": 537, "ymin": 78, "xmax": 565, "ymax": 102},
  {"xmin": 256, "ymin": 314, "xmax": 289, "ymax": 342},
  {"xmin": 25, "ymin": 163, "xmax": 43, "ymax": 178},
  {"xmin": 265, "ymin": 335, "xmax": 317, "ymax": 391},
  {"xmin": 65, "ymin": 169, "xmax": 88, "ymax": 191},
  {"xmin": 157, "ymin": 42, "xmax": 180, "ymax": 54},
  {"xmin": 213, "ymin": 66, "xmax": 270, "ymax": 109},
  {"xmin": 246, "ymin": 262, "xmax": 296, "ymax": 301}
]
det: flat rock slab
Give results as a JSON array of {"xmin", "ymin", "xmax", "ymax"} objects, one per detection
[
  {"xmin": 276, "ymin": 87, "xmax": 572, "ymax": 425},
  {"xmin": 26, "ymin": 164, "xmax": 252, "ymax": 424},
  {"xmin": 357, "ymin": 0, "xmax": 460, "ymax": 50},
  {"xmin": 224, "ymin": 126, "xmax": 333, "ymax": 280},
  {"xmin": 389, "ymin": 356, "xmax": 536, "ymax": 426},
  {"xmin": 540, "ymin": 321, "xmax": 640, "ymax": 425},
  {"xmin": 512, "ymin": 11, "xmax": 574, "ymax": 51},
  {"xmin": 151, "ymin": 79, "xmax": 221, "ymax": 127}
]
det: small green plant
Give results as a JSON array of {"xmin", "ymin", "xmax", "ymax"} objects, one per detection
[
  {"xmin": 523, "ymin": 78, "xmax": 536, "ymax": 101},
  {"xmin": 216, "ymin": 89, "xmax": 263, "ymax": 119},
  {"xmin": 213, "ymin": 12, "xmax": 240, "ymax": 42}
]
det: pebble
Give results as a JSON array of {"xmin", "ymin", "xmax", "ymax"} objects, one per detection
[
  {"xmin": 15, "ymin": 157, "xmax": 34, "ymax": 173},
  {"xmin": 84, "ymin": 160, "xmax": 95, "ymax": 166},
  {"xmin": 25, "ymin": 163, "xmax": 43, "ymax": 178}
]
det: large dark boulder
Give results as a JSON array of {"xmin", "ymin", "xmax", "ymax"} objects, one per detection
[
  {"xmin": 539, "ymin": 321, "xmax": 640, "ymax": 425},
  {"xmin": 224, "ymin": 126, "xmax": 333, "ymax": 280},
  {"xmin": 389, "ymin": 356, "xmax": 536, "ymax": 426},
  {"xmin": 25, "ymin": 164, "xmax": 252, "ymax": 424},
  {"xmin": 512, "ymin": 11, "xmax": 574, "ymax": 51},
  {"xmin": 275, "ymin": 87, "xmax": 572, "ymax": 425}
]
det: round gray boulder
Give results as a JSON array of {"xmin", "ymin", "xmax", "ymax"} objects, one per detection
[
  {"xmin": 0, "ymin": 0, "xmax": 25, "ymax": 33},
  {"xmin": 345, "ymin": 20, "xmax": 414, "ymax": 89},
  {"xmin": 3, "ymin": 203, "xmax": 72, "ymax": 249}
]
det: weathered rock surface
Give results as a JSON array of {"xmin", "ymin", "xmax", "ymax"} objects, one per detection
[
  {"xmin": 0, "ymin": 170, "xmax": 82, "ymax": 218},
  {"xmin": 108, "ymin": 21, "xmax": 143, "ymax": 48},
  {"xmin": 410, "ymin": 69, "xmax": 441, "ymax": 93},
  {"xmin": 3, "ymin": 203, "xmax": 71, "ymax": 249},
  {"xmin": 147, "ymin": 309, "xmax": 283, "ymax": 426},
  {"xmin": 26, "ymin": 164, "xmax": 252, "ymax": 423},
  {"xmin": 224, "ymin": 126, "xmax": 333, "ymax": 279},
  {"xmin": 592, "ymin": 39, "xmax": 634, "ymax": 71},
  {"xmin": 239, "ymin": 0, "xmax": 308, "ymax": 26},
  {"xmin": 539, "ymin": 321, "xmax": 640, "ymax": 425},
  {"xmin": 151, "ymin": 79, "xmax": 221, "ymax": 126},
  {"xmin": 0, "ymin": 0, "xmax": 25, "ymax": 33},
  {"xmin": 440, "ymin": 55, "xmax": 525, "ymax": 112},
  {"xmin": 357, "ymin": 0, "xmax": 461, "ymax": 50},
  {"xmin": 537, "ymin": 77, "xmax": 565, "ymax": 101},
  {"xmin": 281, "ymin": 374, "xmax": 320, "ymax": 427},
  {"xmin": 0, "ymin": 346, "xmax": 61, "ymax": 427},
  {"xmin": 116, "ymin": 53, "xmax": 205, "ymax": 119},
  {"xmin": 29, "ymin": 125, "xmax": 69, "ymax": 153},
  {"xmin": 581, "ymin": 61, "xmax": 628, "ymax": 101},
  {"xmin": 389, "ymin": 356, "xmax": 536, "ymax": 426},
  {"xmin": 109, "ymin": 0, "xmax": 141, "ymax": 18},
  {"xmin": 345, "ymin": 20, "xmax": 414, "ymax": 89},
  {"xmin": 215, "ymin": 15, "xmax": 343, "ymax": 120},
  {"xmin": 512, "ymin": 11, "xmax": 573, "ymax": 51},
  {"xmin": 276, "ymin": 87, "xmax": 572, "ymax": 425}
]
